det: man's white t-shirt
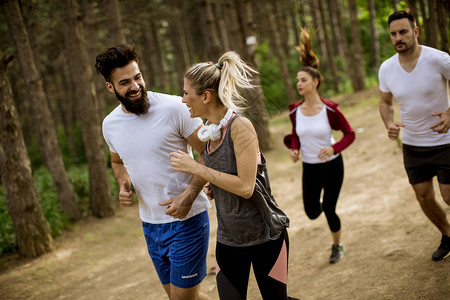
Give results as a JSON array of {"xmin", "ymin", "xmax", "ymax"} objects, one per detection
[
  {"xmin": 102, "ymin": 91, "xmax": 210, "ymax": 224},
  {"xmin": 296, "ymin": 105, "xmax": 338, "ymax": 164},
  {"xmin": 379, "ymin": 45, "xmax": 450, "ymax": 146}
]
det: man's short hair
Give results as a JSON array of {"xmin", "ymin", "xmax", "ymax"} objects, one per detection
[
  {"xmin": 95, "ymin": 44, "xmax": 138, "ymax": 82},
  {"xmin": 388, "ymin": 9, "xmax": 417, "ymax": 30}
]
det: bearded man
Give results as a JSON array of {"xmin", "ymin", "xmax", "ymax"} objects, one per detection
[{"xmin": 95, "ymin": 44, "xmax": 212, "ymax": 299}]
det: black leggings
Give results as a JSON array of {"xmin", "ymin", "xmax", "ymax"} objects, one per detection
[
  {"xmin": 215, "ymin": 229, "xmax": 289, "ymax": 300},
  {"xmin": 302, "ymin": 155, "xmax": 344, "ymax": 233}
]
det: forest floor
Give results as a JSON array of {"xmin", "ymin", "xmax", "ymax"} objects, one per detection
[{"xmin": 0, "ymin": 87, "xmax": 449, "ymax": 300}]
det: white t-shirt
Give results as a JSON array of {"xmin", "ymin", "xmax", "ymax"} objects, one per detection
[
  {"xmin": 296, "ymin": 105, "xmax": 338, "ymax": 164},
  {"xmin": 379, "ymin": 45, "xmax": 450, "ymax": 146},
  {"xmin": 102, "ymin": 91, "xmax": 210, "ymax": 224}
]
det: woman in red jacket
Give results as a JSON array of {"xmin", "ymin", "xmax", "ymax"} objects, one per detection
[{"xmin": 284, "ymin": 28, "xmax": 355, "ymax": 264}]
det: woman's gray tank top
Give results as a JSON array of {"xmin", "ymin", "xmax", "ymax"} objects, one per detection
[{"xmin": 204, "ymin": 115, "xmax": 289, "ymax": 247}]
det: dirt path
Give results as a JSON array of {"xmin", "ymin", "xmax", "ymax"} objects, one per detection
[{"xmin": 0, "ymin": 87, "xmax": 449, "ymax": 300}]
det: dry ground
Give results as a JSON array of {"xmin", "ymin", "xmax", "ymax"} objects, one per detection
[{"xmin": 0, "ymin": 87, "xmax": 449, "ymax": 300}]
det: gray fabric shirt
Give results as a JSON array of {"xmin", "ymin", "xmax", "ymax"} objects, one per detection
[{"xmin": 204, "ymin": 115, "xmax": 289, "ymax": 247}]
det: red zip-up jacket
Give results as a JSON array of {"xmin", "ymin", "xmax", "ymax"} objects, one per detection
[{"xmin": 283, "ymin": 98, "xmax": 355, "ymax": 154}]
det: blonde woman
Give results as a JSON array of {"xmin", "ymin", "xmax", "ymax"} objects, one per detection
[{"xmin": 170, "ymin": 52, "xmax": 298, "ymax": 300}]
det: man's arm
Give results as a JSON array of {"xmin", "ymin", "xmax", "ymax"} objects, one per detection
[
  {"xmin": 110, "ymin": 151, "xmax": 134, "ymax": 207},
  {"xmin": 160, "ymin": 125, "xmax": 207, "ymax": 219},
  {"xmin": 379, "ymin": 91, "xmax": 404, "ymax": 140}
]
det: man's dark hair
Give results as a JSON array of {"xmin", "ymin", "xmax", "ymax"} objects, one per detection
[
  {"xmin": 95, "ymin": 44, "xmax": 138, "ymax": 82},
  {"xmin": 388, "ymin": 9, "xmax": 416, "ymax": 30}
]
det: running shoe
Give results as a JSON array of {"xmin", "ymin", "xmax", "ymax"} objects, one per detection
[
  {"xmin": 329, "ymin": 244, "xmax": 345, "ymax": 264},
  {"xmin": 432, "ymin": 235, "xmax": 450, "ymax": 261}
]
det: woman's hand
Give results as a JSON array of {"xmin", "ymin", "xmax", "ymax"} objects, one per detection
[
  {"xmin": 318, "ymin": 146, "xmax": 334, "ymax": 162},
  {"xmin": 170, "ymin": 150, "xmax": 199, "ymax": 174},
  {"xmin": 290, "ymin": 149, "xmax": 300, "ymax": 163}
]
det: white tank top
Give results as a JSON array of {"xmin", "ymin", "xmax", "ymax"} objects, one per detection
[{"xmin": 296, "ymin": 105, "xmax": 338, "ymax": 164}]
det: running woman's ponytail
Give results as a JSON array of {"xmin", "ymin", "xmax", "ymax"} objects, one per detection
[
  {"xmin": 184, "ymin": 51, "xmax": 257, "ymax": 113},
  {"xmin": 295, "ymin": 28, "xmax": 324, "ymax": 90}
]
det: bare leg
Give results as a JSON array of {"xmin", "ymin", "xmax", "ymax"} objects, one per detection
[
  {"xmin": 412, "ymin": 179, "xmax": 450, "ymax": 236},
  {"xmin": 331, "ymin": 229, "xmax": 341, "ymax": 245},
  {"xmin": 438, "ymin": 183, "xmax": 450, "ymax": 206},
  {"xmin": 170, "ymin": 283, "xmax": 212, "ymax": 300}
]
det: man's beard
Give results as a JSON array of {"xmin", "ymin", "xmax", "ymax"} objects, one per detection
[{"xmin": 114, "ymin": 86, "xmax": 149, "ymax": 115}]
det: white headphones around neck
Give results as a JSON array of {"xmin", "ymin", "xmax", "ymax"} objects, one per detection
[{"xmin": 197, "ymin": 109, "xmax": 233, "ymax": 142}]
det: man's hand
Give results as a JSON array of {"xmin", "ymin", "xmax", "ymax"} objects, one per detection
[
  {"xmin": 387, "ymin": 122, "xmax": 405, "ymax": 140},
  {"xmin": 119, "ymin": 181, "xmax": 133, "ymax": 207},
  {"xmin": 203, "ymin": 182, "xmax": 214, "ymax": 200},
  {"xmin": 431, "ymin": 111, "xmax": 450, "ymax": 134},
  {"xmin": 290, "ymin": 149, "xmax": 300, "ymax": 163},
  {"xmin": 159, "ymin": 192, "xmax": 195, "ymax": 219}
]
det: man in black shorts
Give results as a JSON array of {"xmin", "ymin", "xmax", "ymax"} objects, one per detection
[{"xmin": 378, "ymin": 10, "xmax": 450, "ymax": 261}]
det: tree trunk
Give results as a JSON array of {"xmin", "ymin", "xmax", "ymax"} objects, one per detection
[
  {"xmin": 82, "ymin": 0, "xmax": 107, "ymax": 118},
  {"xmin": 437, "ymin": 0, "xmax": 449, "ymax": 53},
  {"xmin": 0, "ymin": 51, "xmax": 54, "ymax": 258},
  {"xmin": 368, "ymin": 0, "xmax": 380, "ymax": 73},
  {"xmin": 61, "ymin": 0, "xmax": 114, "ymax": 218},
  {"xmin": 418, "ymin": 0, "xmax": 430, "ymax": 46},
  {"xmin": 348, "ymin": 0, "xmax": 366, "ymax": 90},
  {"xmin": 329, "ymin": 0, "xmax": 358, "ymax": 91},
  {"xmin": 318, "ymin": 0, "xmax": 339, "ymax": 92},
  {"xmin": 427, "ymin": 0, "xmax": 439, "ymax": 48},
  {"xmin": 260, "ymin": 1, "xmax": 297, "ymax": 104},
  {"xmin": 198, "ymin": 0, "xmax": 223, "ymax": 60},
  {"xmin": 236, "ymin": 0, "xmax": 271, "ymax": 151},
  {"xmin": 2, "ymin": 0, "xmax": 81, "ymax": 221},
  {"xmin": 102, "ymin": 0, "xmax": 126, "ymax": 45}
]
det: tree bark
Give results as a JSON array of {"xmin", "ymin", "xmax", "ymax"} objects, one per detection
[
  {"xmin": 348, "ymin": 0, "xmax": 366, "ymax": 90},
  {"xmin": 102, "ymin": 0, "xmax": 126, "ymax": 45},
  {"xmin": 436, "ymin": 0, "xmax": 449, "ymax": 53},
  {"xmin": 427, "ymin": 0, "xmax": 439, "ymax": 48},
  {"xmin": 418, "ymin": 0, "xmax": 430, "ymax": 46},
  {"xmin": 2, "ymin": 0, "xmax": 81, "ymax": 221},
  {"xmin": 329, "ymin": 0, "xmax": 358, "ymax": 91},
  {"xmin": 61, "ymin": 0, "xmax": 114, "ymax": 218},
  {"xmin": 368, "ymin": 0, "xmax": 380, "ymax": 73},
  {"xmin": 259, "ymin": 1, "xmax": 297, "ymax": 104},
  {"xmin": 0, "ymin": 51, "xmax": 54, "ymax": 258},
  {"xmin": 198, "ymin": 0, "xmax": 223, "ymax": 60},
  {"xmin": 236, "ymin": 0, "xmax": 271, "ymax": 151},
  {"xmin": 318, "ymin": 0, "xmax": 339, "ymax": 91}
]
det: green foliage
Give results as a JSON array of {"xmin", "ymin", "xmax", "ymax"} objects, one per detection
[
  {"xmin": 257, "ymin": 41, "xmax": 291, "ymax": 115},
  {"xmin": 0, "ymin": 164, "xmax": 119, "ymax": 256}
]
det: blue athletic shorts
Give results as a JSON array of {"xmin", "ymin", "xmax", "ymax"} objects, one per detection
[{"xmin": 142, "ymin": 211, "xmax": 210, "ymax": 288}]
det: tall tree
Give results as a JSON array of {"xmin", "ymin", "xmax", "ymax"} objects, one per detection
[
  {"xmin": 1, "ymin": 0, "xmax": 81, "ymax": 221},
  {"xmin": 257, "ymin": 1, "xmax": 297, "ymax": 104},
  {"xmin": 318, "ymin": 0, "xmax": 339, "ymax": 91},
  {"xmin": 102, "ymin": 0, "xmax": 126, "ymax": 45},
  {"xmin": 0, "ymin": 51, "xmax": 54, "ymax": 258},
  {"xmin": 368, "ymin": 0, "xmax": 380, "ymax": 73},
  {"xmin": 418, "ymin": 0, "xmax": 430, "ymax": 45},
  {"xmin": 329, "ymin": 0, "xmax": 358, "ymax": 91},
  {"xmin": 62, "ymin": 0, "xmax": 115, "ymax": 218},
  {"xmin": 347, "ymin": 0, "xmax": 366, "ymax": 90},
  {"xmin": 236, "ymin": 0, "xmax": 271, "ymax": 151},
  {"xmin": 436, "ymin": 0, "xmax": 449, "ymax": 53},
  {"xmin": 198, "ymin": 0, "xmax": 223, "ymax": 60},
  {"xmin": 427, "ymin": 0, "xmax": 439, "ymax": 48}
]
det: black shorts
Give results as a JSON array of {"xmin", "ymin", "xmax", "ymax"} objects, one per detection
[{"xmin": 402, "ymin": 143, "xmax": 450, "ymax": 185}]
